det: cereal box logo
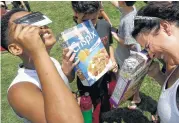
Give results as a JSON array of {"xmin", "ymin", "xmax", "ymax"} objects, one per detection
[{"xmin": 72, "ymin": 30, "xmax": 97, "ymax": 53}]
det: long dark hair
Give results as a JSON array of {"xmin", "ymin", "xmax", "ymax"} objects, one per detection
[{"xmin": 132, "ymin": 2, "xmax": 179, "ymax": 39}]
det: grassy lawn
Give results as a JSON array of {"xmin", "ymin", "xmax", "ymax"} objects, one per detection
[{"xmin": 1, "ymin": 1, "xmax": 161, "ymax": 123}]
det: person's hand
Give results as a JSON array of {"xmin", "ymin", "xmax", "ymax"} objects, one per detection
[
  {"xmin": 147, "ymin": 61, "xmax": 161, "ymax": 78},
  {"xmin": 111, "ymin": 58, "xmax": 118, "ymax": 73},
  {"xmin": 61, "ymin": 48, "xmax": 79, "ymax": 77},
  {"xmin": 111, "ymin": 32, "xmax": 125, "ymax": 45},
  {"xmin": 111, "ymin": 32, "xmax": 118, "ymax": 40},
  {"xmin": 9, "ymin": 22, "xmax": 46, "ymax": 56}
]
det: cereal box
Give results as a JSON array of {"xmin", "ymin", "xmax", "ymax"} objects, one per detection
[
  {"xmin": 110, "ymin": 50, "xmax": 152, "ymax": 107},
  {"xmin": 59, "ymin": 20, "xmax": 113, "ymax": 86}
]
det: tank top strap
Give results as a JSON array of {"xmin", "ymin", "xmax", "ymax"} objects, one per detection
[{"xmin": 163, "ymin": 65, "xmax": 179, "ymax": 91}]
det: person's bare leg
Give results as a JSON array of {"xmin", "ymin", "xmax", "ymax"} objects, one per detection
[
  {"xmin": 128, "ymin": 88, "xmax": 141, "ymax": 109},
  {"xmin": 132, "ymin": 89, "xmax": 141, "ymax": 104}
]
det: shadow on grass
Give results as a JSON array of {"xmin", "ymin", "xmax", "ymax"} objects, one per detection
[{"xmin": 101, "ymin": 92, "xmax": 158, "ymax": 123}]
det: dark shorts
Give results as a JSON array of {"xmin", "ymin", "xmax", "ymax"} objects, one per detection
[{"xmin": 77, "ymin": 73, "xmax": 111, "ymax": 112}]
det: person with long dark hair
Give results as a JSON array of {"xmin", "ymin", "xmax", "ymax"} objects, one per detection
[{"xmin": 132, "ymin": 2, "xmax": 179, "ymax": 123}]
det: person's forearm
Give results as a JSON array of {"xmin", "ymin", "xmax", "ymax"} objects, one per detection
[
  {"xmin": 31, "ymin": 51, "xmax": 83, "ymax": 123},
  {"xmin": 66, "ymin": 73, "xmax": 75, "ymax": 82},
  {"xmin": 110, "ymin": 1, "xmax": 119, "ymax": 8},
  {"xmin": 112, "ymin": 33, "xmax": 125, "ymax": 45},
  {"xmin": 109, "ymin": 46, "xmax": 115, "ymax": 60},
  {"xmin": 112, "ymin": 32, "xmax": 120, "ymax": 42},
  {"xmin": 101, "ymin": 11, "xmax": 112, "ymax": 25}
]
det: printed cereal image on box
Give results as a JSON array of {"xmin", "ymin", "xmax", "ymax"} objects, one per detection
[
  {"xmin": 110, "ymin": 50, "xmax": 152, "ymax": 107},
  {"xmin": 58, "ymin": 20, "xmax": 113, "ymax": 86}
]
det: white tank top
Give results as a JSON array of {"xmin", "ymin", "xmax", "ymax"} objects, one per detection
[
  {"xmin": 8, "ymin": 57, "xmax": 71, "ymax": 123},
  {"xmin": 157, "ymin": 66, "xmax": 179, "ymax": 123},
  {"xmin": 8, "ymin": 57, "xmax": 70, "ymax": 90}
]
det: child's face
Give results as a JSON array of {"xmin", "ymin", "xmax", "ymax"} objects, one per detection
[
  {"xmin": 76, "ymin": 11, "xmax": 100, "ymax": 26},
  {"xmin": 8, "ymin": 11, "xmax": 56, "ymax": 54}
]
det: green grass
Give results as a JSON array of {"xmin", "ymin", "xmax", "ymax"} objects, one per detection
[{"xmin": 1, "ymin": 1, "xmax": 161, "ymax": 123}]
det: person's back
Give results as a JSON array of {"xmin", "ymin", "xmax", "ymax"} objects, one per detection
[{"xmin": 115, "ymin": 2, "xmax": 140, "ymax": 67}]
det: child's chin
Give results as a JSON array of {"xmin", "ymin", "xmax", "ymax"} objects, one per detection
[{"xmin": 45, "ymin": 41, "xmax": 56, "ymax": 47}]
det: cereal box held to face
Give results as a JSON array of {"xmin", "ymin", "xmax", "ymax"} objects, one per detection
[
  {"xmin": 110, "ymin": 50, "xmax": 152, "ymax": 107},
  {"xmin": 59, "ymin": 20, "xmax": 113, "ymax": 86}
]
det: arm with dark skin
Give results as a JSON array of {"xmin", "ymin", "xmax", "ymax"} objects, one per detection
[
  {"xmin": 30, "ymin": 48, "xmax": 83, "ymax": 123},
  {"xmin": 8, "ymin": 23, "xmax": 83, "ymax": 123},
  {"xmin": 109, "ymin": 46, "xmax": 118, "ymax": 73},
  {"xmin": 108, "ymin": 25, "xmax": 118, "ymax": 73}
]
